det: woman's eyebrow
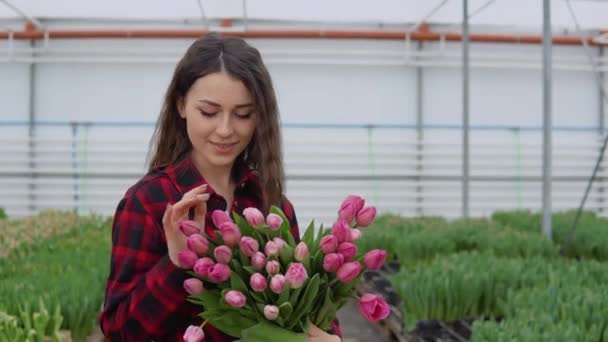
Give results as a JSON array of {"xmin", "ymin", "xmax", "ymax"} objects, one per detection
[{"xmin": 199, "ymin": 99, "xmax": 254, "ymax": 109}]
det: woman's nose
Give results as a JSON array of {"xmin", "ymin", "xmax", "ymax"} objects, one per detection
[{"xmin": 216, "ymin": 113, "xmax": 234, "ymax": 137}]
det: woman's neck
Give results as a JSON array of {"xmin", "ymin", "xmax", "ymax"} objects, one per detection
[{"xmin": 191, "ymin": 152, "xmax": 234, "ymax": 196}]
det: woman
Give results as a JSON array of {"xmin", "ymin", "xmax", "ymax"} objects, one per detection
[{"xmin": 99, "ymin": 33, "xmax": 341, "ymax": 341}]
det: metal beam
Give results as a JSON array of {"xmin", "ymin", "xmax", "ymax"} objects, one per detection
[
  {"xmin": 542, "ymin": 0, "xmax": 553, "ymax": 238},
  {"xmin": 462, "ymin": 0, "xmax": 470, "ymax": 219},
  {"xmin": 0, "ymin": 0, "xmax": 43, "ymax": 29}
]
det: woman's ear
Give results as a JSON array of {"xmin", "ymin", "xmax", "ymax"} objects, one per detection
[{"xmin": 177, "ymin": 97, "xmax": 186, "ymax": 119}]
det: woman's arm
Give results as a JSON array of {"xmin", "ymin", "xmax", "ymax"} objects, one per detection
[{"xmin": 99, "ymin": 192, "xmax": 190, "ymax": 340}]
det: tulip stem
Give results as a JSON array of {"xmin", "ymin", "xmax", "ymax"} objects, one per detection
[{"xmin": 199, "ymin": 319, "xmax": 209, "ymax": 329}]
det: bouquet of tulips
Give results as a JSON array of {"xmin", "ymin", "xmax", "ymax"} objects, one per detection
[{"xmin": 178, "ymin": 195, "xmax": 390, "ymax": 342}]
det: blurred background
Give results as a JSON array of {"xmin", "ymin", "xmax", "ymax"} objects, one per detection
[{"xmin": 1, "ymin": 1, "xmax": 607, "ymax": 341}]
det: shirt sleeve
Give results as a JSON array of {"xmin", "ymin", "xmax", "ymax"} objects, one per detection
[{"xmin": 99, "ymin": 192, "xmax": 191, "ymax": 341}]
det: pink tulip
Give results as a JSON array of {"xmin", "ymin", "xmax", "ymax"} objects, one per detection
[
  {"xmin": 212, "ymin": 210, "xmax": 232, "ymax": 228},
  {"xmin": 294, "ymin": 242, "xmax": 309, "ymax": 261},
  {"xmin": 179, "ymin": 220, "xmax": 202, "ymax": 237},
  {"xmin": 266, "ymin": 214, "xmax": 283, "ymax": 231},
  {"xmin": 250, "ymin": 273, "xmax": 267, "ymax": 292},
  {"xmin": 193, "ymin": 257, "xmax": 215, "ymax": 277},
  {"xmin": 214, "ymin": 246, "xmax": 233, "ymax": 264},
  {"xmin": 338, "ymin": 195, "xmax": 365, "ymax": 222},
  {"xmin": 337, "ymin": 242, "xmax": 358, "ymax": 261},
  {"xmin": 265, "ymin": 260, "xmax": 280, "ymax": 275},
  {"xmin": 183, "ymin": 278, "xmax": 204, "ymax": 295},
  {"xmin": 183, "ymin": 325, "xmax": 205, "ymax": 342},
  {"xmin": 219, "ymin": 222, "xmax": 241, "ymax": 247},
  {"xmin": 251, "ymin": 252, "xmax": 267, "ymax": 270},
  {"xmin": 265, "ymin": 241, "xmax": 280, "ymax": 257},
  {"xmin": 177, "ymin": 250, "xmax": 198, "ymax": 269},
  {"xmin": 272, "ymin": 237, "xmax": 287, "ymax": 249},
  {"xmin": 350, "ymin": 228, "xmax": 362, "ymax": 241},
  {"xmin": 359, "ymin": 294, "xmax": 390, "ymax": 322},
  {"xmin": 208, "ymin": 263, "xmax": 231, "ymax": 282},
  {"xmin": 323, "ymin": 253, "xmax": 344, "ymax": 272},
  {"xmin": 356, "ymin": 207, "xmax": 377, "ymax": 228},
  {"xmin": 319, "ymin": 235, "xmax": 338, "ymax": 254},
  {"xmin": 243, "ymin": 207, "xmax": 264, "ymax": 227},
  {"xmin": 187, "ymin": 234, "xmax": 209, "ymax": 256},
  {"xmin": 225, "ymin": 290, "xmax": 247, "ymax": 308},
  {"xmin": 332, "ymin": 220, "xmax": 352, "ymax": 243},
  {"xmin": 364, "ymin": 249, "xmax": 387, "ymax": 270},
  {"xmin": 285, "ymin": 263, "xmax": 308, "ymax": 289},
  {"xmin": 336, "ymin": 261, "xmax": 362, "ymax": 283},
  {"xmin": 264, "ymin": 305, "xmax": 280, "ymax": 320},
  {"xmin": 240, "ymin": 236, "xmax": 259, "ymax": 257},
  {"xmin": 270, "ymin": 274, "xmax": 287, "ymax": 294}
]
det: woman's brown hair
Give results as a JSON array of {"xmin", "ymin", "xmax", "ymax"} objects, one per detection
[{"xmin": 148, "ymin": 33, "xmax": 284, "ymax": 213}]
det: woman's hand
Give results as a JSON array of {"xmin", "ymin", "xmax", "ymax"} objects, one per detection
[
  {"xmin": 307, "ymin": 322, "xmax": 340, "ymax": 342},
  {"xmin": 162, "ymin": 184, "xmax": 209, "ymax": 267}
]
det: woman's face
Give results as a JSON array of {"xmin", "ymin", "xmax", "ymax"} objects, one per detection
[{"xmin": 178, "ymin": 72, "xmax": 257, "ymax": 172}]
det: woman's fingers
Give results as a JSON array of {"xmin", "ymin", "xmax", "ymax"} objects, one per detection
[{"xmin": 171, "ymin": 185, "xmax": 209, "ymax": 221}]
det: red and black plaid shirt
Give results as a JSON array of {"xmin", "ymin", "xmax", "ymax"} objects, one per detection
[{"xmin": 99, "ymin": 156, "xmax": 340, "ymax": 341}]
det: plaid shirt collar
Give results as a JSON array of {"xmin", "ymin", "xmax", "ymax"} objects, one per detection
[{"xmin": 162, "ymin": 155, "xmax": 258, "ymax": 196}]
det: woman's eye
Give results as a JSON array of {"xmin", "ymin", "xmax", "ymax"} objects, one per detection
[
  {"xmin": 235, "ymin": 112, "xmax": 253, "ymax": 119},
  {"xmin": 200, "ymin": 111, "xmax": 217, "ymax": 117}
]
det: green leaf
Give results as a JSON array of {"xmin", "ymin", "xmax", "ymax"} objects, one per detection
[
  {"xmin": 241, "ymin": 321, "xmax": 307, "ymax": 342},
  {"xmin": 230, "ymin": 273, "xmax": 248, "ymax": 292},
  {"xmin": 270, "ymin": 205, "xmax": 296, "ymax": 246},
  {"xmin": 277, "ymin": 287, "xmax": 290, "ymax": 305},
  {"xmin": 279, "ymin": 245, "xmax": 295, "ymax": 267},
  {"xmin": 302, "ymin": 220, "xmax": 316, "ymax": 247},
  {"xmin": 288, "ymin": 274, "xmax": 321, "ymax": 330},
  {"xmin": 233, "ymin": 213, "xmax": 255, "ymax": 237},
  {"xmin": 279, "ymin": 302, "xmax": 294, "ymax": 321}
]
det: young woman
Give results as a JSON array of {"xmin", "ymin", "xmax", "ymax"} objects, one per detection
[{"xmin": 99, "ymin": 33, "xmax": 341, "ymax": 341}]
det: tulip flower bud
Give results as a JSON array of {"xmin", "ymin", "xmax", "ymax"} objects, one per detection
[
  {"xmin": 294, "ymin": 242, "xmax": 309, "ymax": 261},
  {"xmin": 179, "ymin": 220, "xmax": 202, "ymax": 237},
  {"xmin": 265, "ymin": 260, "xmax": 280, "ymax": 275},
  {"xmin": 364, "ymin": 249, "xmax": 387, "ymax": 270},
  {"xmin": 183, "ymin": 278, "xmax": 204, "ymax": 295},
  {"xmin": 358, "ymin": 293, "xmax": 390, "ymax": 322},
  {"xmin": 270, "ymin": 274, "xmax": 287, "ymax": 294},
  {"xmin": 265, "ymin": 241, "xmax": 280, "ymax": 258},
  {"xmin": 338, "ymin": 195, "xmax": 365, "ymax": 222},
  {"xmin": 350, "ymin": 228, "xmax": 362, "ymax": 241},
  {"xmin": 285, "ymin": 262, "xmax": 308, "ymax": 289},
  {"xmin": 356, "ymin": 207, "xmax": 377, "ymax": 228},
  {"xmin": 193, "ymin": 257, "xmax": 215, "ymax": 277},
  {"xmin": 319, "ymin": 235, "xmax": 339, "ymax": 254},
  {"xmin": 337, "ymin": 242, "xmax": 358, "ymax": 261},
  {"xmin": 332, "ymin": 220, "xmax": 352, "ymax": 243},
  {"xmin": 183, "ymin": 325, "xmax": 205, "ymax": 342},
  {"xmin": 177, "ymin": 250, "xmax": 198, "ymax": 269},
  {"xmin": 208, "ymin": 263, "xmax": 231, "ymax": 282},
  {"xmin": 323, "ymin": 253, "xmax": 344, "ymax": 272},
  {"xmin": 251, "ymin": 252, "xmax": 267, "ymax": 270},
  {"xmin": 212, "ymin": 210, "xmax": 232, "ymax": 228},
  {"xmin": 225, "ymin": 290, "xmax": 247, "ymax": 308},
  {"xmin": 187, "ymin": 234, "xmax": 209, "ymax": 256},
  {"xmin": 264, "ymin": 305, "xmax": 280, "ymax": 320},
  {"xmin": 243, "ymin": 207, "xmax": 264, "ymax": 227},
  {"xmin": 214, "ymin": 245, "xmax": 233, "ymax": 264},
  {"xmin": 336, "ymin": 261, "xmax": 362, "ymax": 283},
  {"xmin": 266, "ymin": 214, "xmax": 283, "ymax": 231},
  {"xmin": 240, "ymin": 236, "xmax": 259, "ymax": 257},
  {"xmin": 250, "ymin": 273, "xmax": 267, "ymax": 292},
  {"xmin": 219, "ymin": 222, "xmax": 242, "ymax": 247}
]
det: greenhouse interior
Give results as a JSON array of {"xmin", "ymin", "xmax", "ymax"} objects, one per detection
[{"xmin": 1, "ymin": 0, "xmax": 608, "ymax": 341}]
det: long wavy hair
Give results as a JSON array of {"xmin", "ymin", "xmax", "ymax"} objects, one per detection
[{"xmin": 148, "ymin": 33, "xmax": 284, "ymax": 212}]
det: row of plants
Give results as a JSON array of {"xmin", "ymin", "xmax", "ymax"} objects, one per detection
[
  {"xmin": 0, "ymin": 212, "xmax": 111, "ymax": 341},
  {"xmin": 357, "ymin": 211, "xmax": 608, "ymax": 341},
  {"xmin": 0, "ymin": 211, "xmax": 91, "ymax": 259}
]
